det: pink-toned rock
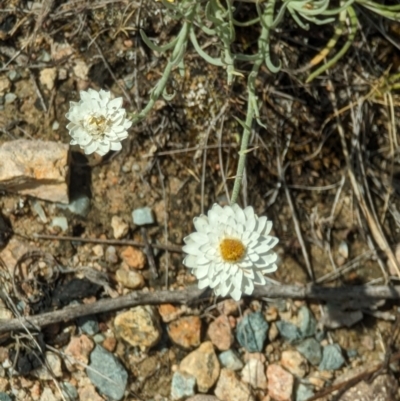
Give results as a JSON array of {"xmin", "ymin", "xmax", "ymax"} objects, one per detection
[
  {"xmin": 241, "ymin": 359, "xmax": 267, "ymax": 390},
  {"xmin": 280, "ymin": 350, "xmax": 308, "ymax": 377},
  {"xmin": 243, "ymin": 352, "xmax": 266, "ymax": 363},
  {"xmin": 64, "ymin": 335, "xmax": 94, "ymax": 371},
  {"xmin": 180, "ymin": 342, "xmax": 220, "ymax": 393},
  {"xmin": 158, "ymin": 304, "xmax": 185, "ymax": 323},
  {"xmin": 0, "ymin": 140, "xmax": 70, "ymax": 203},
  {"xmin": 207, "ymin": 315, "xmax": 233, "ymax": 351},
  {"xmin": 120, "ymin": 246, "xmax": 146, "ymax": 269},
  {"xmin": 266, "ymin": 364, "xmax": 294, "ymax": 401},
  {"xmin": 78, "ymin": 383, "xmax": 105, "ymax": 401},
  {"xmin": 217, "ymin": 299, "xmax": 241, "ymax": 315},
  {"xmin": 214, "ymin": 368, "xmax": 255, "ymax": 401},
  {"xmin": 168, "ymin": 316, "xmax": 201, "ymax": 349},
  {"xmin": 0, "ymin": 237, "xmax": 35, "ymax": 273},
  {"xmin": 102, "ymin": 337, "xmax": 117, "ymax": 352}
]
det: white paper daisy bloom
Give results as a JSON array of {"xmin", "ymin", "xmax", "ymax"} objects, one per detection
[
  {"xmin": 183, "ymin": 203, "xmax": 278, "ymax": 301},
  {"xmin": 66, "ymin": 89, "xmax": 132, "ymax": 156}
]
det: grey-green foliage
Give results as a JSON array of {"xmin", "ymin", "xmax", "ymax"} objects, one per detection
[{"xmin": 133, "ymin": 0, "xmax": 400, "ymax": 202}]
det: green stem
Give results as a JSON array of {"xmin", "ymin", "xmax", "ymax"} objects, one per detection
[
  {"xmin": 131, "ymin": 10, "xmax": 195, "ymax": 125},
  {"xmin": 230, "ymin": 2, "xmax": 275, "ymax": 205}
]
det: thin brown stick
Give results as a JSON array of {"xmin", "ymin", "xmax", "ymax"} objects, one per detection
[
  {"xmin": 33, "ymin": 233, "xmax": 183, "ymax": 253},
  {"xmin": 2, "ymin": 284, "xmax": 400, "ymax": 334}
]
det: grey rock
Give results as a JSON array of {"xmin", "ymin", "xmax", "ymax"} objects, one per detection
[
  {"xmin": 319, "ymin": 343, "xmax": 345, "ymax": 371},
  {"xmin": 61, "ymin": 382, "xmax": 78, "ymax": 401},
  {"xmin": 0, "ymin": 394, "xmax": 11, "ymax": 401},
  {"xmin": 296, "ymin": 338, "xmax": 322, "ymax": 366},
  {"xmin": 4, "ymin": 93, "xmax": 17, "ymax": 104},
  {"xmin": 60, "ymin": 194, "xmax": 90, "ymax": 217},
  {"xmin": 298, "ymin": 306, "xmax": 317, "ymax": 338},
  {"xmin": 132, "ymin": 207, "xmax": 155, "ymax": 225},
  {"xmin": 170, "ymin": 370, "xmax": 196, "ymax": 400},
  {"xmin": 276, "ymin": 320, "xmax": 302, "ymax": 342},
  {"xmin": 236, "ymin": 311, "xmax": 269, "ymax": 352},
  {"xmin": 87, "ymin": 345, "xmax": 128, "ymax": 400},
  {"xmin": 77, "ymin": 315, "xmax": 99, "ymax": 336},
  {"xmin": 7, "ymin": 70, "xmax": 20, "ymax": 81},
  {"xmin": 296, "ymin": 384, "xmax": 314, "ymax": 401},
  {"xmin": 218, "ymin": 350, "xmax": 244, "ymax": 371}
]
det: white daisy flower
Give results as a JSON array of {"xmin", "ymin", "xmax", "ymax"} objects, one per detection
[
  {"xmin": 183, "ymin": 203, "xmax": 278, "ymax": 301},
  {"xmin": 66, "ymin": 89, "xmax": 132, "ymax": 156}
]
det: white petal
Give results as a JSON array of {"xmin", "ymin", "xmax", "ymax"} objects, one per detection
[
  {"xmin": 183, "ymin": 255, "xmax": 197, "ymax": 269},
  {"xmin": 256, "ymin": 216, "xmax": 267, "ymax": 234},
  {"xmin": 194, "ymin": 216, "xmax": 209, "ymax": 233},
  {"xmin": 230, "ymin": 287, "xmax": 242, "ymax": 301}
]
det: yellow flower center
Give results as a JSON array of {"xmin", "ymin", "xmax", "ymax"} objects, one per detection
[
  {"xmin": 219, "ymin": 238, "xmax": 246, "ymax": 262},
  {"xmin": 84, "ymin": 114, "xmax": 110, "ymax": 139}
]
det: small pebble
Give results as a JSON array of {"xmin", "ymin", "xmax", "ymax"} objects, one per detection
[
  {"xmin": 77, "ymin": 315, "xmax": 99, "ymax": 336},
  {"xmin": 296, "ymin": 338, "xmax": 322, "ymax": 366},
  {"xmin": 298, "ymin": 306, "xmax": 317, "ymax": 338},
  {"xmin": 207, "ymin": 315, "xmax": 233, "ymax": 351},
  {"xmin": 241, "ymin": 359, "xmax": 267, "ymax": 390},
  {"xmin": 214, "ymin": 368, "xmax": 255, "ymax": 401},
  {"xmin": 7, "ymin": 70, "xmax": 19, "ymax": 81},
  {"xmin": 296, "ymin": 384, "xmax": 314, "ymax": 401},
  {"xmin": 236, "ymin": 312, "xmax": 269, "ymax": 352},
  {"xmin": 116, "ymin": 268, "xmax": 145, "ymax": 289},
  {"xmin": 0, "ymin": 393, "xmax": 11, "ymax": 401},
  {"xmin": 87, "ymin": 345, "xmax": 128, "ymax": 401},
  {"xmin": 114, "ymin": 306, "xmax": 161, "ymax": 350},
  {"xmin": 50, "ymin": 216, "xmax": 68, "ymax": 231},
  {"xmin": 4, "ymin": 93, "xmax": 17, "ymax": 104},
  {"xmin": 218, "ymin": 350, "xmax": 243, "ymax": 371},
  {"xmin": 111, "ymin": 216, "xmax": 129, "ymax": 239},
  {"xmin": 64, "ymin": 335, "xmax": 94, "ymax": 372},
  {"xmin": 168, "ymin": 316, "xmax": 201, "ymax": 349},
  {"xmin": 158, "ymin": 304, "xmax": 184, "ymax": 323},
  {"xmin": 61, "ymin": 382, "xmax": 78, "ymax": 401},
  {"xmin": 280, "ymin": 350, "xmax": 308, "ymax": 378},
  {"xmin": 120, "ymin": 246, "xmax": 146, "ymax": 269},
  {"xmin": 170, "ymin": 371, "xmax": 196, "ymax": 400},
  {"xmin": 180, "ymin": 342, "xmax": 220, "ymax": 393},
  {"xmin": 132, "ymin": 207, "xmax": 155, "ymax": 225},
  {"xmin": 78, "ymin": 383, "xmax": 104, "ymax": 401},
  {"xmin": 105, "ymin": 246, "xmax": 119, "ymax": 264},
  {"xmin": 102, "ymin": 337, "xmax": 117, "ymax": 352},
  {"xmin": 59, "ymin": 194, "xmax": 90, "ymax": 217},
  {"xmin": 32, "ymin": 352, "xmax": 62, "ymax": 380},
  {"xmin": 318, "ymin": 343, "xmax": 345, "ymax": 371},
  {"xmin": 276, "ymin": 320, "xmax": 302, "ymax": 343},
  {"xmin": 266, "ymin": 364, "xmax": 294, "ymax": 401},
  {"xmin": 52, "ymin": 120, "xmax": 60, "ymax": 130}
]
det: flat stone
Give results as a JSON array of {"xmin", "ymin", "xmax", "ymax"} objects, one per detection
[
  {"xmin": 0, "ymin": 140, "xmax": 70, "ymax": 203},
  {"xmin": 218, "ymin": 350, "xmax": 243, "ymax": 371},
  {"xmin": 58, "ymin": 194, "xmax": 90, "ymax": 216},
  {"xmin": 241, "ymin": 359, "xmax": 267, "ymax": 390},
  {"xmin": 280, "ymin": 350, "xmax": 308, "ymax": 378},
  {"xmin": 64, "ymin": 335, "xmax": 94, "ymax": 372},
  {"xmin": 105, "ymin": 246, "xmax": 119, "ymax": 264},
  {"xmin": 214, "ymin": 368, "xmax": 255, "ymax": 401},
  {"xmin": 296, "ymin": 338, "xmax": 322, "ymax": 366},
  {"xmin": 168, "ymin": 316, "xmax": 201, "ymax": 349},
  {"xmin": 120, "ymin": 246, "xmax": 146, "ymax": 269},
  {"xmin": 60, "ymin": 382, "xmax": 78, "ymax": 401},
  {"xmin": 111, "ymin": 216, "xmax": 129, "ymax": 239},
  {"xmin": 0, "ymin": 393, "xmax": 11, "ymax": 401},
  {"xmin": 39, "ymin": 68, "xmax": 57, "ymax": 91},
  {"xmin": 171, "ymin": 371, "xmax": 196, "ymax": 400},
  {"xmin": 115, "ymin": 268, "xmax": 145, "ymax": 289},
  {"xmin": 87, "ymin": 345, "xmax": 128, "ymax": 401},
  {"xmin": 180, "ymin": 341, "xmax": 220, "ymax": 393},
  {"xmin": 32, "ymin": 351, "xmax": 62, "ymax": 380},
  {"xmin": 114, "ymin": 306, "xmax": 161, "ymax": 350},
  {"xmin": 132, "ymin": 207, "xmax": 155, "ymax": 225},
  {"xmin": 318, "ymin": 343, "xmax": 345, "ymax": 371},
  {"xmin": 207, "ymin": 315, "xmax": 233, "ymax": 351},
  {"xmin": 236, "ymin": 312, "xmax": 269, "ymax": 352},
  {"xmin": 266, "ymin": 364, "xmax": 294, "ymax": 401}
]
